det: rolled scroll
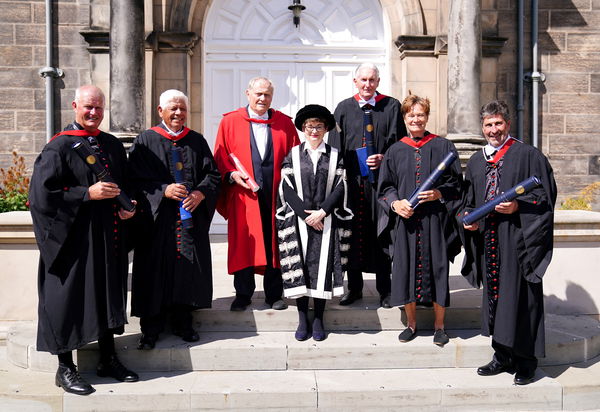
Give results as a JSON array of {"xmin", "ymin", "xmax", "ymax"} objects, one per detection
[
  {"xmin": 229, "ymin": 153, "xmax": 260, "ymax": 192},
  {"xmin": 170, "ymin": 146, "xmax": 193, "ymax": 229},
  {"xmin": 461, "ymin": 176, "xmax": 541, "ymax": 225},
  {"xmin": 407, "ymin": 151, "xmax": 458, "ymax": 209},
  {"xmin": 72, "ymin": 140, "xmax": 136, "ymax": 212}
]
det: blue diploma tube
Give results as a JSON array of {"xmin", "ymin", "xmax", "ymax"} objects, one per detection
[
  {"xmin": 72, "ymin": 141, "xmax": 136, "ymax": 212},
  {"xmin": 462, "ymin": 176, "xmax": 541, "ymax": 226},
  {"xmin": 170, "ymin": 146, "xmax": 193, "ymax": 229},
  {"xmin": 363, "ymin": 110, "xmax": 376, "ymax": 184},
  {"xmin": 407, "ymin": 151, "xmax": 458, "ymax": 209}
]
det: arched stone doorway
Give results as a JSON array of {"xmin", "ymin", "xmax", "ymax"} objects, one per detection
[
  {"xmin": 182, "ymin": 0, "xmax": 426, "ymax": 232},
  {"xmin": 200, "ymin": 0, "xmax": 391, "ymax": 149}
]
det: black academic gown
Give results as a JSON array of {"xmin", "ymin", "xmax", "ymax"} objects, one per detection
[
  {"xmin": 128, "ymin": 125, "xmax": 220, "ymax": 318},
  {"xmin": 275, "ymin": 143, "xmax": 353, "ymax": 299},
  {"xmin": 378, "ymin": 134, "xmax": 462, "ymax": 307},
  {"xmin": 461, "ymin": 139, "xmax": 557, "ymax": 357},
  {"xmin": 29, "ymin": 123, "xmax": 130, "ymax": 354},
  {"xmin": 328, "ymin": 94, "xmax": 406, "ymax": 273}
]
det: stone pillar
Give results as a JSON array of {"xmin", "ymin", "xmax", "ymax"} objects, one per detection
[
  {"xmin": 446, "ymin": 0, "xmax": 484, "ymax": 160},
  {"xmin": 109, "ymin": 0, "xmax": 145, "ymax": 138},
  {"xmin": 146, "ymin": 31, "xmax": 199, "ymax": 126}
]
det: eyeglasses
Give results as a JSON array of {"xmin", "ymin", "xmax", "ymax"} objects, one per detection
[
  {"xmin": 304, "ymin": 125, "xmax": 325, "ymax": 132},
  {"xmin": 406, "ymin": 113, "xmax": 427, "ymax": 120}
]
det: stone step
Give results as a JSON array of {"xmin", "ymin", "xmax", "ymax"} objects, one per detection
[
  {"xmin": 194, "ymin": 288, "xmax": 483, "ymax": 333},
  {"xmin": 8, "ymin": 313, "xmax": 600, "ymax": 374},
  {"xmin": 4, "ymin": 343, "xmax": 600, "ymax": 412},
  {"xmin": 0, "ymin": 363, "xmax": 568, "ymax": 411}
]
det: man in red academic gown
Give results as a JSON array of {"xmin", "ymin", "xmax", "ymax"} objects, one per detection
[{"xmin": 214, "ymin": 77, "xmax": 299, "ymax": 311}]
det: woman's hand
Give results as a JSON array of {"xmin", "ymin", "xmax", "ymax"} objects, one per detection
[{"xmin": 304, "ymin": 209, "xmax": 326, "ymax": 231}]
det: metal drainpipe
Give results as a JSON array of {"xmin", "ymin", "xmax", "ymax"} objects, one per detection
[
  {"xmin": 38, "ymin": 0, "xmax": 63, "ymax": 142},
  {"xmin": 529, "ymin": 0, "xmax": 545, "ymax": 148},
  {"xmin": 517, "ymin": 0, "xmax": 524, "ymax": 140}
]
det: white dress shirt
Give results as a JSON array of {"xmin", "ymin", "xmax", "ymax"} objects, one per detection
[
  {"xmin": 248, "ymin": 107, "xmax": 269, "ymax": 160},
  {"xmin": 484, "ymin": 135, "xmax": 514, "ymax": 160},
  {"xmin": 358, "ymin": 92, "xmax": 378, "ymax": 108},
  {"xmin": 161, "ymin": 121, "xmax": 184, "ymax": 136}
]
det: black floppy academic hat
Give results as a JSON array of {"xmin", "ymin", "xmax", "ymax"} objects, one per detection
[{"xmin": 294, "ymin": 104, "xmax": 336, "ymax": 132}]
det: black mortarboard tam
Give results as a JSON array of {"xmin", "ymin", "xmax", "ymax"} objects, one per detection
[{"xmin": 294, "ymin": 104, "xmax": 336, "ymax": 132}]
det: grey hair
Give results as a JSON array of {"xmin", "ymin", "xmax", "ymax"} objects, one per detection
[
  {"xmin": 480, "ymin": 100, "xmax": 510, "ymax": 123},
  {"xmin": 354, "ymin": 62, "xmax": 380, "ymax": 79},
  {"xmin": 247, "ymin": 76, "xmax": 274, "ymax": 92},
  {"xmin": 159, "ymin": 89, "xmax": 189, "ymax": 108}
]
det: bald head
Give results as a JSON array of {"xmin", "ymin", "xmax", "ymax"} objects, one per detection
[{"xmin": 73, "ymin": 85, "xmax": 105, "ymax": 132}]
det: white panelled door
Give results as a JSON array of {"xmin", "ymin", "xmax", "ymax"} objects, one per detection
[{"xmin": 203, "ymin": 0, "xmax": 388, "ymax": 233}]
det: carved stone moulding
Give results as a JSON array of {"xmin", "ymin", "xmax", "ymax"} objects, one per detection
[
  {"xmin": 146, "ymin": 31, "xmax": 200, "ymax": 55},
  {"xmin": 80, "ymin": 30, "xmax": 109, "ymax": 54},
  {"xmin": 80, "ymin": 30, "xmax": 201, "ymax": 56},
  {"xmin": 395, "ymin": 35, "xmax": 507, "ymax": 58}
]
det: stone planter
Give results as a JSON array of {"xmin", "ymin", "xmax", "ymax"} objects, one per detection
[
  {"xmin": 0, "ymin": 211, "xmax": 38, "ymax": 320},
  {"xmin": 545, "ymin": 210, "xmax": 600, "ymax": 317},
  {"xmin": 1, "ymin": 210, "xmax": 599, "ymax": 322}
]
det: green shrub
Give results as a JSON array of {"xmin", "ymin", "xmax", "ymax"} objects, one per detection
[
  {"xmin": 560, "ymin": 182, "xmax": 600, "ymax": 211},
  {"xmin": 0, "ymin": 151, "xmax": 30, "ymax": 212}
]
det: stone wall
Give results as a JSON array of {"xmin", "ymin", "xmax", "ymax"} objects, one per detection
[
  {"xmin": 0, "ymin": 0, "xmax": 92, "ymax": 171},
  {"xmin": 1, "ymin": 0, "xmax": 599, "ymax": 206},
  {"xmin": 496, "ymin": 0, "xmax": 600, "ymax": 205}
]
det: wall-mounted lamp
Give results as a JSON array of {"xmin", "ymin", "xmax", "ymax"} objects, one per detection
[{"xmin": 288, "ymin": 0, "xmax": 306, "ymax": 28}]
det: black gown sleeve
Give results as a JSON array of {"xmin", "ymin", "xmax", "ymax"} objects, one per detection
[{"xmin": 29, "ymin": 142, "xmax": 90, "ymax": 270}]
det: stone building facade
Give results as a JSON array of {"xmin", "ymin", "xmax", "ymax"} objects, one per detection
[{"xmin": 0, "ymin": 0, "xmax": 599, "ymax": 204}]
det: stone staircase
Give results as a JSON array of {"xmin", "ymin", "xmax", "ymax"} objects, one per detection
[
  {"xmin": 2, "ymin": 236, "xmax": 600, "ymax": 411},
  {"xmin": 3, "ymin": 271, "xmax": 600, "ymax": 411}
]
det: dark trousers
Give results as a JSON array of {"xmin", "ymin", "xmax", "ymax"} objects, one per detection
[
  {"xmin": 233, "ymin": 184, "xmax": 283, "ymax": 304},
  {"xmin": 234, "ymin": 266, "xmax": 283, "ymax": 305},
  {"xmin": 346, "ymin": 249, "xmax": 391, "ymax": 297},
  {"xmin": 492, "ymin": 339, "xmax": 538, "ymax": 376},
  {"xmin": 57, "ymin": 332, "xmax": 115, "ymax": 366},
  {"xmin": 140, "ymin": 304, "xmax": 194, "ymax": 337}
]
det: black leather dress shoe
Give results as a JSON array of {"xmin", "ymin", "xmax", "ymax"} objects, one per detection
[
  {"xmin": 270, "ymin": 299, "xmax": 288, "ymax": 310},
  {"xmin": 477, "ymin": 360, "xmax": 514, "ymax": 376},
  {"xmin": 380, "ymin": 295, "xmax": 392, "ymax": 309},
  {"xmin": 514, "ymin": 372, "xmax": 535, "ymax": 385},
  {"xmin": 97, "ymin": 355, "xmax": 139, "ymax": 382},
  {"xmin": 137, "ymin": 334, "xmax": 158, "ymax": 350},
  {"xmin": 339, "ymin": 290, "xmax": 362, "ymax": 306},
  {"xmin": 230, "ymin": 296, "xmax": 251, "ymax": 311},
  {"xmin": 56, "ymin": 364, "xmax": 95, "ymax": 395},
  {"xmin": 174, "ymin": 328, "xmax": 200, "ymax": 342}
]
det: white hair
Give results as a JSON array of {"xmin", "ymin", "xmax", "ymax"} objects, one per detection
[
  {"xmin": 74, "ymin": 85, "xmax": 105, "ymax": 104},
  {"xmin": 354, "ymin": 62, "xmax": 380, "ymax": 79},
  {"xmin": 159, "ymin": 89, "xmax": 189, "ymax": 108},
  {"xmin": 247, "ymin": 77, "xmax": 274, "ymax": 92}
]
